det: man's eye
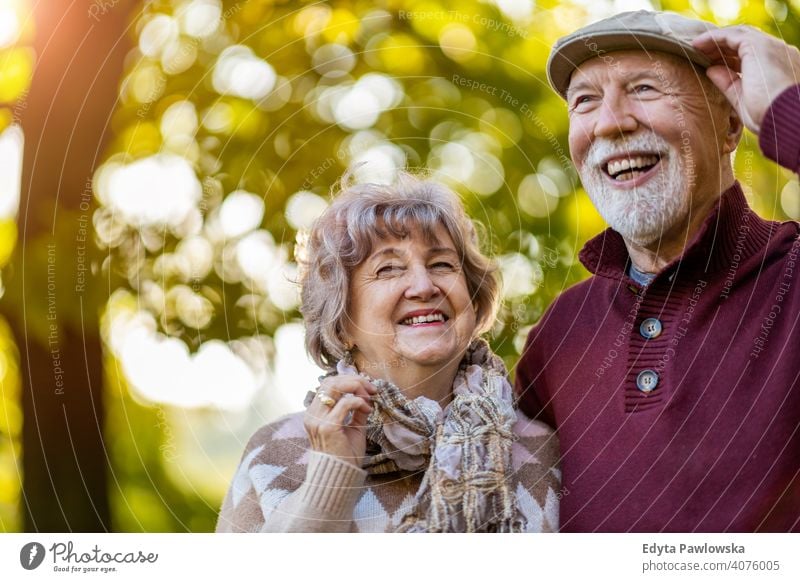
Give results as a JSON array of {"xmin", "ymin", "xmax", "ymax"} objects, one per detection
[
  {"xmin": 570, "ymin": 95, "xmax": 597, "ymax": 111},
  {"xmin": 634, "ymin": 84, "xmax": 655, "ymax": 94}
]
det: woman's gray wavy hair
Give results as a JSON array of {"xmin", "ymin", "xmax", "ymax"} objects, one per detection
[{"xmin": 298, "ymin": 172, "xmax": 500, "ymax": 370}]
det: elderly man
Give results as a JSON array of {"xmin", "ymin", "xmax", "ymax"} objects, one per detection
[{"xmin": 515, "ymin": 11, "xmax": 800, "ymax": 532}]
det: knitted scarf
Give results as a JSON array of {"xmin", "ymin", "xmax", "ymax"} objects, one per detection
[{"xmin": 335, "ymin": 338, "xmax": 525, "ymax": 533}]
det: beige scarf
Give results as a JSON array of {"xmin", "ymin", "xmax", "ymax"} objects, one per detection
[{"xmin": 335, "ymin": 339, "xmax": 525, "ymax": 533}]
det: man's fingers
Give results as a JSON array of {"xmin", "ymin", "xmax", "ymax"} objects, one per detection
[
  {"xmin": 706, "ymin": 64, "xmax": 741, "ymax": 99},
  {"xmin": 704, "ymin": 64, "xmax": 757, "ymax": 131},
  {"xmin": 692, "ymin": 26, "xmax": 752, "ymax": 55}
]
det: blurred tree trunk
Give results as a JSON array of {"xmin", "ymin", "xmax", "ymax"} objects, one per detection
[{"xmin": 1, "ymin": 0, "xmax": 136, "ymax": 531}]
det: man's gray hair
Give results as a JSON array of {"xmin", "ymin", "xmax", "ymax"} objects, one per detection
[{"xmin": 298, "ymin": 172, "xmax": 500, "ymax": 370}]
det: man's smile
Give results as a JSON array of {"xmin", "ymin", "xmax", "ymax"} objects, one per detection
[{"xmin": 600, "ymin": 152, "xmax": 664, "ymax": 189}]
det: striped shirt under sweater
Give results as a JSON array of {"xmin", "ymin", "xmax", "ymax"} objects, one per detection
[{"xmin": 216, "ymin": 410, "xmax": 561, "ymax": 533}]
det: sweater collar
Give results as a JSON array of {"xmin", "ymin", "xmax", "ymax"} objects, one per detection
[{"xmin": 578, "ymin": 182, "xmax": 777, "ymax": 283}]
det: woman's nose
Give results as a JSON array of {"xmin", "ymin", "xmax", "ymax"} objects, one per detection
[{"xmin": 403, "ymin": 265, "xmax": 440, "ymax": 300}]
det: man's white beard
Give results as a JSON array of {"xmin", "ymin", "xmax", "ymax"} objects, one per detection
[{"xmin": 579, "ymin": 132, "xmax": 688, "ymax": 246}]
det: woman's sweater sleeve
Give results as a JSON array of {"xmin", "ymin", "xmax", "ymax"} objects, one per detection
[
  {"xmin": 215, "ymin": 415, "xmax": 367, "ymax": 533},
  {"xmin": 258, "ymin": 452, "xmax": 366, "ymax": 532},
  {"xmin": 511, "ymin": 410, "xmax": 561, "ymax": 532}
]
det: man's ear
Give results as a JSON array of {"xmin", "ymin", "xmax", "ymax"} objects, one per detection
[{"xmin": 723, "ymin": 107, "xmax": 744, "ymax": 154}]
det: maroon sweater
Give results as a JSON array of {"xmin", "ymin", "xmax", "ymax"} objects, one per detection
[{"xmin": 516, "ymin": 86, "xmax": 800, "ymax": 532}]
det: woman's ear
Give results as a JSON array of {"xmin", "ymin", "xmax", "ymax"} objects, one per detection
[{"xmin": 339, "ymin": 318, "xmax": 353, "ymax": 351}]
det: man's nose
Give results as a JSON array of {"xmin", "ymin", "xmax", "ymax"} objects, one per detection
[
  {"xmin": 404, "ymin": 265, "xmax": 440, "ymax": 300},
  {"xmin": 593, "ymin": 95, "xmax": 638, "ymax": 138}
]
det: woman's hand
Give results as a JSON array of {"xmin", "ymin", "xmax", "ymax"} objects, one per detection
[{"xmin": 304, "ymin": 376, "xmax": 377, "ymax": 468}]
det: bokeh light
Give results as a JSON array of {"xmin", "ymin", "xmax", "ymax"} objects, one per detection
[
  {"xmin": 0, "ymin": 124, "xmax": 22, "ymax": 219},
  {"xmin": 68, "ymin": 0, "xmax": 800, "ymax": 533},
  {"xmin": 212, "ymin": 45, "xmax": 277, "ymax": 101},
  {"xmin": 100, "ymin": 154, "xmax": 202, "ymax": 228}
]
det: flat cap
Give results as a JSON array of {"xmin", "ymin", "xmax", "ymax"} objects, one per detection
[{"xmin": 547, "ymin": 10, "xmax": 719, "ymax": 100}]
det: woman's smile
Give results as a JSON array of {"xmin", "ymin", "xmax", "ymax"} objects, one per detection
[
  {"xmin": 346, "ymin": 224, "xmax": 477, "ymax": 381},
  {"xmin": 398, "ymin": 309, "xmax": 448, "ymax": 326}
]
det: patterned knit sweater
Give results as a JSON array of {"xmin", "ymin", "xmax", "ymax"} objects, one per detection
[{"xmin": 216, "ymin": 409, "xmax": 560, "ymax": 532}]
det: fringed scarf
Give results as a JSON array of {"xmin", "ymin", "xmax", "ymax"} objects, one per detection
[{"xmin": 335, "ymin": 338, "xmax": 525, "ymax": 533}]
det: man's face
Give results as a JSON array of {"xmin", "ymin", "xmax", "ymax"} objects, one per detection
[{"xmin": 566, "ymin": 50, "xmax": 734, "ymax": 247}]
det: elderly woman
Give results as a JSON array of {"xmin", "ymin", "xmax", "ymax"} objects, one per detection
[{"xmin": 216, "ymin": 174, "xmax": 560, "ymax": 532}]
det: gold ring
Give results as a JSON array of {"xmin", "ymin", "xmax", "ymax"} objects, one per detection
[{"xmin": 317, "ymin": 392, "xmax": 335, "ymax": 407}]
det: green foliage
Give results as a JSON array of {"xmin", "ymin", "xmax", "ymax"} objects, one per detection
[
  {"xmin": 99, "ymin": 0, "xmax": 800, "ymax": 364},
  {"xmin": 0, "ymin": 316, "xmax": 21, "ymax": 532},
  {"xmin": 94, "ymin": 0, "xmax": 800, "ymax": 530},
  {"xmin": 0, "ymin": 0, "xmax": 33, "ymax": 533},
  {"xmin": 105, "ymin": 357, "xmax": 219, "ymax": 532}
]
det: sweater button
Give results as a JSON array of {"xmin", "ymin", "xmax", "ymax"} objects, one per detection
[
  {"xmin": 636, "ymin": 370, "xmax": 659, "ymax": 393},
  {"xmin": 639, "ymin": 318, "xmax": 663, "ymax": 339}
]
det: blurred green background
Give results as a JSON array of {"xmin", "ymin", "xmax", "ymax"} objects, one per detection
[{"xmin": 0, "ymin": 0, "xmax": 798, "ymax": 532}]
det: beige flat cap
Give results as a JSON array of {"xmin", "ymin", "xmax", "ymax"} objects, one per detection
[{"xmin": 547, "ymin": 10, "xmax": 719, "ymax": 99}]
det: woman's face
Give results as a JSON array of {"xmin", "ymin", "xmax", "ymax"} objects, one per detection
[{"xmin": 345, "ymin": 223, "xmax": 477, "ymax": 379}]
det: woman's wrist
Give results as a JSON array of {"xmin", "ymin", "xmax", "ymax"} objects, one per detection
[
  {"xmin": 298, "ymin": 451, "xmax": 367, "ymax": 518},
  {"xmin": 310, "ymin": 446, "xmax": 365, "ymax": 468}
]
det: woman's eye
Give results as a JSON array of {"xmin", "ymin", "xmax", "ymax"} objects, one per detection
[
  {"xmin": 431, "ymin": 261, "xmax": 456, "ymax": 271},
  {"xmin": 634, "ymin": 84, "xmax": 655, "ymax": 94},
  {"xmin": 376, "ymin": 265, "xmax": 402, "ymax": 276}
]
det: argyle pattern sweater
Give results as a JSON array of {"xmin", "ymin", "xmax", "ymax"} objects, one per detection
[
  {"xmin": 216, "ymin": 410, "xmax": 560, "ymax": 532},
  {"xmin": 515, "ymin": 85, "xmax": 800, "ymax": 532}
]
